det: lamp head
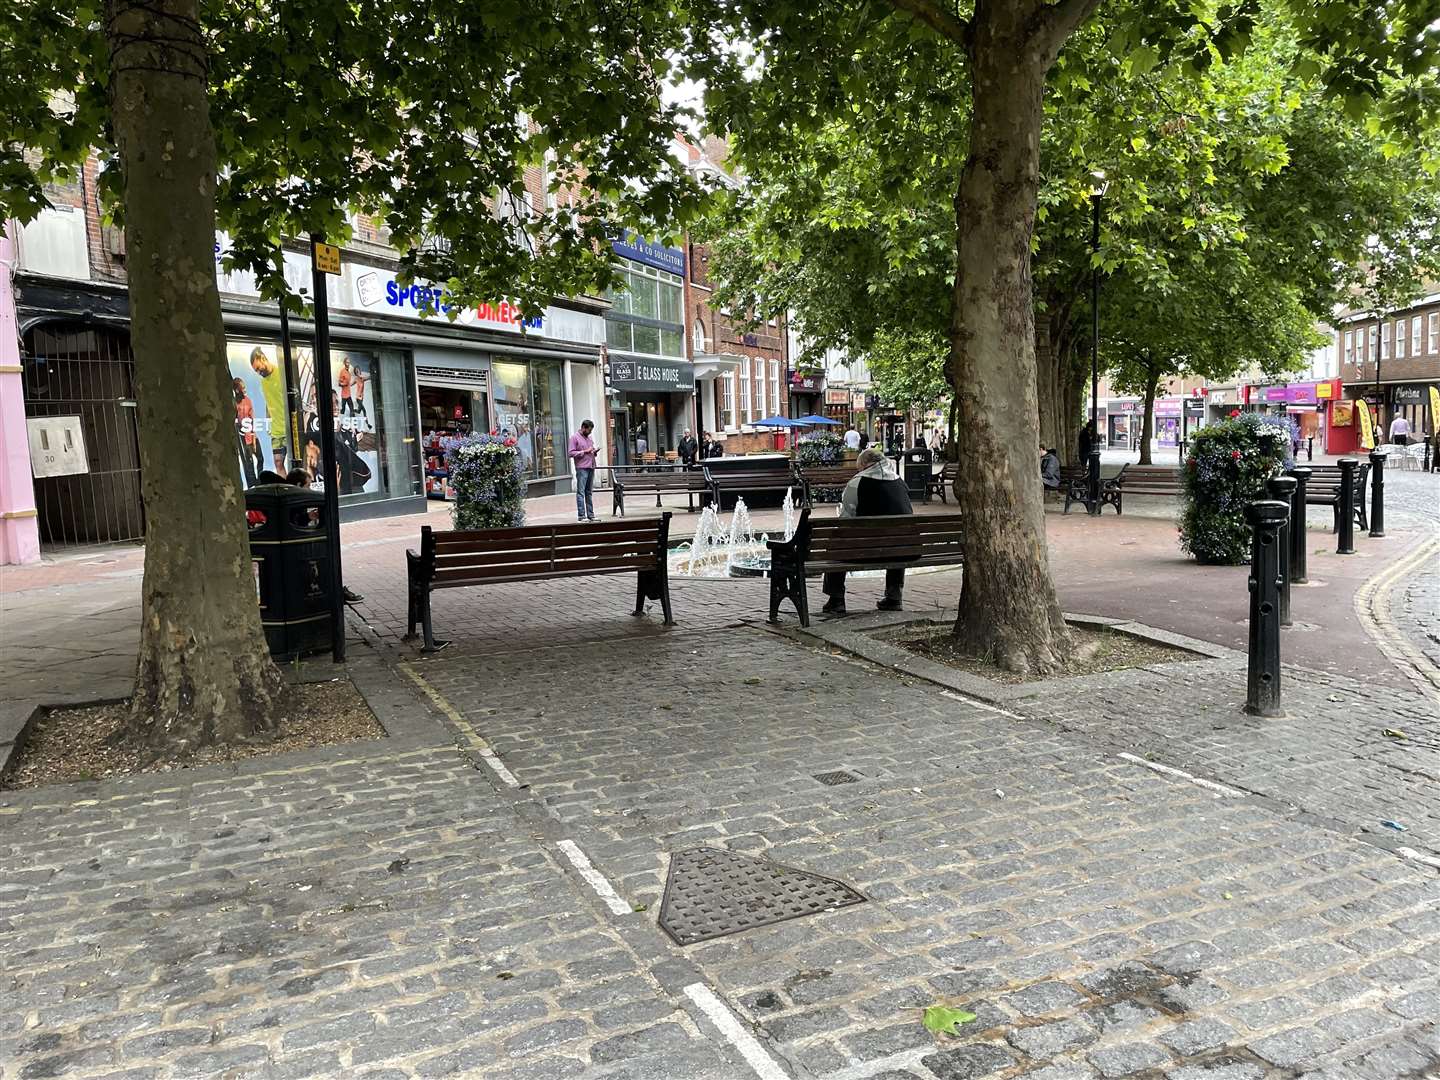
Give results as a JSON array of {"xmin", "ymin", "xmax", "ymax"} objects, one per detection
[{"xmin": 1090, "ymin": 169, "xmax": 1109, "ymax": 199}]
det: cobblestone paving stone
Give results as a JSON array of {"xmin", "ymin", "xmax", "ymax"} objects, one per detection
[
  {"xmin": 416, "ymin": 627, "xmax": 1440, "ymax": 1080},
  {"xmin": 0, "ymin": 735, "xmax": 746, "ymax": 1079}
]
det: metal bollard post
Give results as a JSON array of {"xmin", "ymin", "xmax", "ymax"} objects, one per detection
[
  {"xmin": 1368, "ymin": 450, "xmax": 1386, "ymax": 538},
  {"xmin": 1306, "ymin": 436, "xmax": 1314, "ymax": 461},
  {"xmin": 1286, "ymin": 467, "xmax": 1311, "ymax": 584},
  {"xmin": 1087, "ymin": 450, "xmax": 1102, "ymax": 516},
  {"xmin": 1267, "ymin": 475, "xmax": 1296, "ymax": 627},
  {"xmin": 1244, "ymin": 500, "xmax": 1289, "ymax": 717},
  {"xmin": 1336, "ymin": 458, "xmax": 1357, "ymax": 555},
  {"xmin": 1425, "ymin": 435, "xmax": 1433, "ymax": 473}
]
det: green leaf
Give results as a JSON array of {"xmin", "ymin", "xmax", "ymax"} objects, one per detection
[{"xmin": 922, "ymin": 1006, "xmax": 977, "ymax": 1035}]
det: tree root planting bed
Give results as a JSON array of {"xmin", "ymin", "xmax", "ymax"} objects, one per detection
[
  {"xmin": 3, "ymin": 680, "xmax": 386, "ymax": 789},
  {"xmin": 890, "ymin": 623, "xmax": 1197, "ymax": 685}
]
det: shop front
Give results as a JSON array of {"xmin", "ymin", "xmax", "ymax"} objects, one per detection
[
  {"xmin": 1391, "ymin": 383, "xmax": 1438, "ymax": 443},
  {"xmin": 1106, "ymin": 399, "xmax": 1138, "ymax": 447},
  {"xmin": 823, "ymin": 388, "xmax": 849, "ymax": 425},
  {"xmin": 789, "ymin": 370, "xmax": 824, "ymax": 418},
  {"xmin": 605, "ymin": 355, "xmax": 696, "ymax": 463}
]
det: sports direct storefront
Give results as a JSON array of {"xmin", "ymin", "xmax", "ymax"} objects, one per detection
[{"xmin": 217, "ymin": 246, "xmax": 606, "ymax": 511}]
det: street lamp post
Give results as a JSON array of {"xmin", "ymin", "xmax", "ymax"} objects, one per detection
[{"xmin": 1088, "ymin": 173, "xmax": 1108, "ymax": 515}]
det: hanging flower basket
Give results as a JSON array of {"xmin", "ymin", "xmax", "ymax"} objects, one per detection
[
  {"xmin": 1179, "ymin": 413, "xmax": 1291, "ymax": 565},
  {"xmin": 445, "ymin": 434, "xmax": 526, "ymax": 530}
]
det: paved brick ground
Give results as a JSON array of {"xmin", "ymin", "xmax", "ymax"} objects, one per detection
[
  {"xmin": 2, "ymin": 468, "xmax": 1436, "ymax": 1080},
  {"xmin": 407, "ymin": 626, "xmax": 1440, "ymax": 1080}
]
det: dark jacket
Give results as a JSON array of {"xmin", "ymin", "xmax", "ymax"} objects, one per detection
[{"xmin": 678, "ymin": 435, "xmax": 698, "ymax": 465}]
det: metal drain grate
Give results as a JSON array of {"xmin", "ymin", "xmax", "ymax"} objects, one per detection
[
  {"xmin": 813, "ymin": 770, "xmax": 860, "ymax": 786},
  {"xmin": 657, "ymin": 847, "xmax": 866, "ymax": 946}
]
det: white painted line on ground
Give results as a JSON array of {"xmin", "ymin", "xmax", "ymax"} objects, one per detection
[
  {"xmin": 1117, "ymin": 752, "xmax": 1245, "ymax": 798},
  {"xmin": 938, "ymin": 689, "xmax": 1026, "ymax": 720},
  {"xmin": 398, "ymin": 663, "xmax": 521, "ymax": 788},
  {"xmin": 556, "ymin": 840, "xmax": 632, "ymax": 916},
  {"xmin": 1397, "ymin": 846, "xmax": 1440, "ymax": 871},
  {"xmin": 1353, "ymin": 537, "xmax": 1440, "ymax": 705},
  {"xmin": 683, "ymin": 983, "xmax": 791, "ymax": 1080}
]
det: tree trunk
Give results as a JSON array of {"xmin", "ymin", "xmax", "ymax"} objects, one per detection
[
  {"xmin": 1058, "ymin": 338, "xmax": 1083, "ymax": 466},
  {"xmin": 1139, "ymin": 371, "xmax": 1158, "ymax": 465},
  {"xmin": 107, "ymin": 0, "xmax": 284, "ymax": 753},
  {"xmin": 949, "ymin": 3, "xmax": 1072, "ymax": 674}
]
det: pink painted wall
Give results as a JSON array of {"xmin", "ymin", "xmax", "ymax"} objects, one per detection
[{"xmin": 1, "ymin": 225, "xmax": 41, "ymax": 565}]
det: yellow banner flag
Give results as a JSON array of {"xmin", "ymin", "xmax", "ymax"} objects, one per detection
[
  {"xmin": 1430, "ymin": 386, "xmax": 1440, "ymax": 435},
  {"xmin": 1357, "ymin": 399, "xmax": 1375, "ymax": 450}
]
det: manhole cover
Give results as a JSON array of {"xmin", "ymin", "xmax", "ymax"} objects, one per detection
[
  {"xmin": 813, "ymin": 770, "xmax": 859, "ymax": 786},
  {"xmin": 657, "ymin": 848, "xmax": 866, "ymax": 946}
]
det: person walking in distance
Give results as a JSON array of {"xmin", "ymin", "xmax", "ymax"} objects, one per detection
[
  {"xmin": 821, "ymin": 447, "xmax": 913, "ymax": 616},
  {"xmin": 569, "ymin": 419, "xmax": 599, "ymax": 522},
  {"xmin": 844, "ymin": 423, "xmax": 861, "ymax": 451},
  {"xmin": 1388, "ymin": 412, "xmax": 1411, "ymax": 446}
]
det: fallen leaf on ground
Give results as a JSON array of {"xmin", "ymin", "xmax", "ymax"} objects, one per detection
[
  {"xmin": 922, "ymin": 1006, "xmax": 977, "ymax": 1035},
  {"xmin": 1382, "ymin": 728, "xmax": 1407, "ymax": 739}
]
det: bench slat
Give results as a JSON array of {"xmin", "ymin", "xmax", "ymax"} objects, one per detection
[
  {"xmin": 431, "ymin": 560, "xmax": 659, "ymax": 587},
  {"xmin": 435, "ymin": 541, "xmax": 659, "ymax": 569},
  {"xmin": 432, "ymin": 523, "xmax": 660, "ymax": 547}
]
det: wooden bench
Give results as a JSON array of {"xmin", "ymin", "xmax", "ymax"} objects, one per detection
[
  {"xmin": 406, "ymin": 516, "xmax": 674, "ymax": 651},
  {"xmin": 612, "ymin": 470, "xmax": 709, "ymax": 515},
  {"xmin": 797, "ymin": 465, "xmax": 856, "ymax": 504},
  {"xmin": 1061, "ymin": 464, "xmax": 1123, "ymax": 514},
  {"xmin": 928, "ymin": 461, "xmax": 959, "ymax": 503},
  {"xmin": 1303, "ymin": 462, "xmax": 1370, "ymax": 532},
  {"xmin": 1109, "ymin": 465, "xmax": 1183, "ymax": 514},
  {"xmin": 705, "ymin": 464, "xmax": 807, "ymax": 511},
  {"xmin": 766, "ymin": 509, "xmax": 966, "ymax": 627}
]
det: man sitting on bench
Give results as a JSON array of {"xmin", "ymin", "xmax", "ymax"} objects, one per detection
[{"xmin": 822, "ymin": 447, "xmax": 914, "ymax": 616}]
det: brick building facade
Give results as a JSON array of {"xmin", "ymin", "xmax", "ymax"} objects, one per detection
[{"xmin": 1337, "ymin": 293, "xmax": 1440, "ymax": 440}]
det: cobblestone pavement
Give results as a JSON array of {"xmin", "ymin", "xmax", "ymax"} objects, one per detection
[
  {"xmin": 3, "ymin": 472, "xmax": 1438, "ymax": 1080},
  {"xmin": 404, "ymin": 626, "xmax": 1440, "ymax": 1080}
]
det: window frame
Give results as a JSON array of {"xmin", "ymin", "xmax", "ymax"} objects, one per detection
[
  {"xmin": 1429, "ymin": 312, "xmax": 1439, "ymax": 354},
  {"xmin": 1396, "ymin": 317, "xmax": 1407, "ymax": 359}
]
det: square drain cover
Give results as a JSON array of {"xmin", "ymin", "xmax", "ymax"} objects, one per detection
[
  {"xmin": 657, "ymin": 847, "xmax": 866, "ymax": 946},
  {"xmin": 814, "ymin": 770, "xmax": 859, "ymax": 786}
]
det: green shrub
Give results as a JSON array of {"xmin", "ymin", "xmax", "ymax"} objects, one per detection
[{"xmin": 1178, "ymin": 412, "xmax": 1291, "ymax": 564}]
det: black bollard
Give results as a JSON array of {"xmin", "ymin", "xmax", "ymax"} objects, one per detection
[
  {"xmin": 1306, "ymin": 436, "xmax": 1314, "ymax": 461},
  {"xmin": 1336, "ymin": 458, "xmax": 1357, "ymax": 555},
  {"xmin": 1368, "ymin": 450, "xmax": 1386, "ymax": 538},
  {"xmin": 1244, "ymin": 500, "xmax": 1289, "ymax": 718},
  {"xmin": 1425, "ymin": 435, "xmax": 1433, "ymax": 473},
  {"xmin": 1087, "ymin": 450, "xmax": 1102, "ymax": 516},
  {"xmin": 1286, "ymin": 467, "xmax": 1311, "ymax": 584},
  {"xmin": 1267, "ymin": 476, "xmax": 1296, "ymax": 627}
]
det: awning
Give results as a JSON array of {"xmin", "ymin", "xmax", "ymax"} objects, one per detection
[{"xmin": 693, "ymin": 352, "xmax": 745, "ymax": 380}]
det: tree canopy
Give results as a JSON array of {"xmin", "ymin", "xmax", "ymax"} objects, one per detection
[{"xmin": 1, "ymin": 0, "xmax": 710, "ymax": 310}]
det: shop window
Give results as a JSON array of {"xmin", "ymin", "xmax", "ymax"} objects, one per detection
[
  {"xmin": 530, "ymin": 360, "xmax": 566, "ymax": 481},
  {"xmin": 231, "ymin": 340, "xmax": 420, "ymax": 505},
  {"xmin": 606, "ymin": 320, "xmax": 631, "ymax": 351},
  {"xmin": 632, "ymin": 324, "xmax": 661, "ymax": 355},
  {"xmin": 659, "ymin": 328, "xmax": 683, "ymax": 358}
]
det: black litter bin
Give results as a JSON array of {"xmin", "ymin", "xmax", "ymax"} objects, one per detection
[
  {"xmin": 245, "ymin": 483, "xmax": 333, "ymax": 658},
  {"xmin": 901, "ymin": 447, "xmax": 933, "ymax": 502}
]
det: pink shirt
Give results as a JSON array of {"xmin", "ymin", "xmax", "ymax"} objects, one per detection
[{"xmin": 568, "ymin": 432, "xmax": 596, "ymax": 470}]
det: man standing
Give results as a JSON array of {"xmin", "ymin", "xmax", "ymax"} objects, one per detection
[
  {"xmin": 569, "ymin": 419, "xmax": 598, "ymax": 522},
  {"xmin": 1389, "ymin": 412, "xmax": 1411, "ymax": 446},
  {"xmin": 678, "ymin": 428, "xmax": 699, "ymax": 467},
  {"xmin": 844, "ymin": 423, "xmax": 861, "ymax": 451},
  {"xmin": 636, "ymin": 431, "xmax": 649, "ymax": 457},
  {"xmin": 822, "ymin": 447, "xmax": 913, "ymax": 616}
]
